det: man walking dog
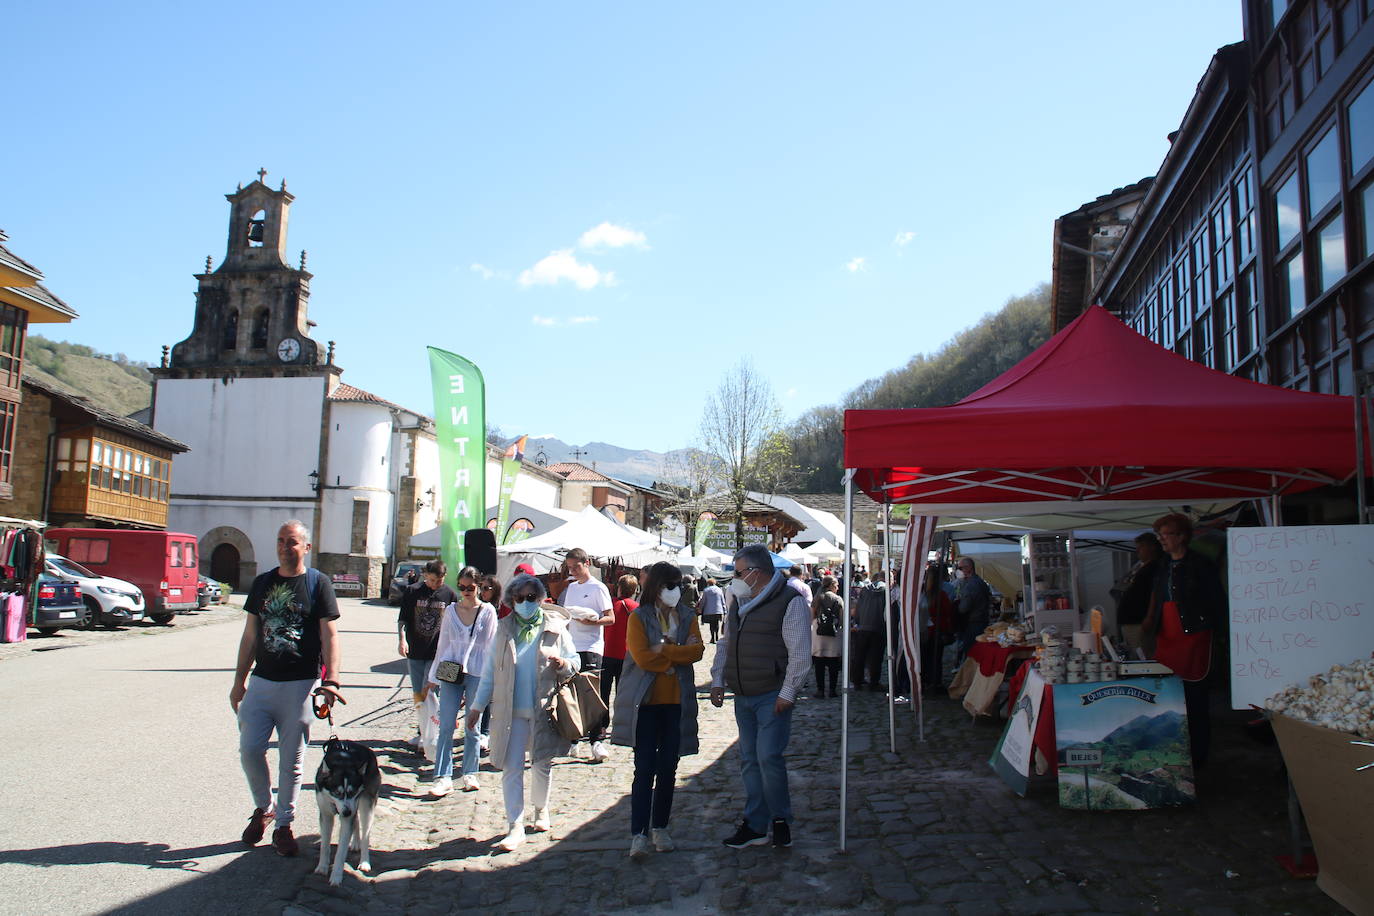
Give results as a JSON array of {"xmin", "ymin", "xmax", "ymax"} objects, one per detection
[{"xmin": 230, "ymin": 519, "xmax": 342, "ymax": 856}]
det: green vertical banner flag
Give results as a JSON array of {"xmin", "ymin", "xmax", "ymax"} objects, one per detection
[
  {"xmin": 427, "ymin": 347, "xmax": 486, "ymax": 580},
  {"xmin": 496, "ymin": 435, "xmax": 527, "ymax": 545},
  {"xmin": 694, "ymin": 511, "xmax": 717, "ymax": 554}
]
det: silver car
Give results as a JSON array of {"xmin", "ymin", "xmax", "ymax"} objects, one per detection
[{"xmin": 44, "ymin": 553, "xmax": 146, "ymax": 629}]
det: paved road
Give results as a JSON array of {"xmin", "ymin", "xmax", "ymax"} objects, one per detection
[
  {"xmin": 0, "ymin": 596, "xmax": 404, "ymax": 916},
  {"xmin": 0, "ymin": 597, "xmax": 1347, "ymax": 915}
]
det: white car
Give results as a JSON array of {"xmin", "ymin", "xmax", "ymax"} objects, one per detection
[{"xmin": 43, "ymin": 553, "xmax": 146, "ymax": 629}]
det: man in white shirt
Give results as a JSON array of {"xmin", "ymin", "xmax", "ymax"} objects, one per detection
[{"xmin": 558, "ymin": 547, "xmax": 614, "ymax": 760}]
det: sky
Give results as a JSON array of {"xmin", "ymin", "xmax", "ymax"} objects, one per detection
[{"xmin": 5, "ymin": 2, "xmax": 1242, "ymax": 454}]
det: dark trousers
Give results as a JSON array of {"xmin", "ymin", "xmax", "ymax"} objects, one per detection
[
  {"xmin": 893, "ymin": 651, "xmax": 911, "ymax": 697},
  {"xmin": 812, "ymin": 657, "xmax": 840, "ymax": 695},
  {"xmin": 703, "ymin": 615, "xmax": 721, "ymax": 643},
  {"xmin": 631, "ymin": 703, "xmax": 682, "ymax": 835},
  {"xmin": 577, "ymin": 651, "xmax": 603, "ymax": 741},
  {"xmin": 1183, "ymin": 678, "xmax": 1210, "ymax": 768},
  {"xmin": 922, "ymin": 631, "xmax": 947, "ymax": 688},
  {"xmin": 596, "ymin": 656, "xmax": 623, "ymax": 740},
  {"xmin": 851, "ymin": 630, "xmax": 886, "ymax": 688}
]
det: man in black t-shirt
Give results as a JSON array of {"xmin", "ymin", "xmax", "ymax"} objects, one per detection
[
  {"xmin": 397, "ymin": 559, "xmax": 456, "ymax": 747},
  {"xmin": 229, "ymin": 520, "xmax": 341, "ymax": 858}
]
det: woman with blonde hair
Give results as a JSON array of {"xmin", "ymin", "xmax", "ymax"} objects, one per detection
[{"xmin": 468, "ymin": 573, "xmax": 580, "ymax": 850}]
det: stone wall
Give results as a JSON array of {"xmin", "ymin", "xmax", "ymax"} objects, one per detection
[{"xmin": 9, "ymin": 388, "xmax": 53, "ymax": 521}]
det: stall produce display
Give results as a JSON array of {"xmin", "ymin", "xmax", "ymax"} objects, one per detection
[{"xmin": 1263, "ymin": 656, "xmax": 1374, "ymax": 740}]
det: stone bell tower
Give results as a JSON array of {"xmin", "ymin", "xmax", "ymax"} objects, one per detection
[{"xmin": 153, "ymin": 170, "xmax": 337, "ymax": 382}]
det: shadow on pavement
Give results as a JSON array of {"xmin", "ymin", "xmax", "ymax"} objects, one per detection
[{"xmin": 0, "ymin": 840, "xmax": 243, "ymax": 870}]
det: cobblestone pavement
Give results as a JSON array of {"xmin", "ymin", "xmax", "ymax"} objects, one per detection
[
  {"xmin": 276, "ymin": 644, "xmax": 1342, "ymax": 916},
  {"xmin": 0, "ymin": 597, "xmax": 244, "ymax": 663}
]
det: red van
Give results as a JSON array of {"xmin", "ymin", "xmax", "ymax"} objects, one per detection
[{"xmin": 42, "ymin": 529, "xmax": 200, "ymax": 623}]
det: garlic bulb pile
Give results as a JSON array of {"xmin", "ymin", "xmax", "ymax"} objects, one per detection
[{"xmin": 1265, "ymin": 658, "xmax": 1374, "ymax": 739}]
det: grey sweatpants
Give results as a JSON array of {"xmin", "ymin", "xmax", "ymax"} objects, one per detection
[{"xmin": 238, "ymin": 675, "xmax": 317, "ymax": 827}]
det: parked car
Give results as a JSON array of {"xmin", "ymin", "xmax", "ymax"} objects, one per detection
[
  {"xmin": 42, "ymin": 529, "xmax": 199, "ymax": 623},
  {"xmin": 388, "ymin": 562, "xmax": 426, "ymax": 605},
  {"xmin": 197, "ymin": 574, "xmax": 223, "ymax": 608},
  {"xmin": 43, "ymin": 553, "xmax": 146, "ymax": 629},
  {"xmin": 33, "ymin": 572, "xmax": 83, "ymax": 634}
]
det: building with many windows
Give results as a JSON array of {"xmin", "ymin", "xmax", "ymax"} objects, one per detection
[{"xmin": 1056, "ymin": 2, "xmax": 1374, "ymax": 408}]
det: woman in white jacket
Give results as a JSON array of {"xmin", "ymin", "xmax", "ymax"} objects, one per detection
[
  {"xmin": 424, "ymin": 565, "xmax": 497, "ymax": 796},
  {"xmin": 467, "ymin": 572, "xmax": 579, "ymax": 851}
]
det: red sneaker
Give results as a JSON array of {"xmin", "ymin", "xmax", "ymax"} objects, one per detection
[
  {"xmin": 241, "ymin": 808, "xmax": 273, "ymax": 846},
  {"xmin": 271, "ymin": 825, "xmax": 299, "ymax": 857}
]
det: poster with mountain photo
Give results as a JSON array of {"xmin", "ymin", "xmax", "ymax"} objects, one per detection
[{"xmin": 1052, "ymin": 676, "xmax": 1195, "ymax": 810}]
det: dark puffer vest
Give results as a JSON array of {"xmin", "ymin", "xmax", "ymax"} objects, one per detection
[{"xmin": 725, "ymin": 578, "xmax": 792, "ymax": 696}]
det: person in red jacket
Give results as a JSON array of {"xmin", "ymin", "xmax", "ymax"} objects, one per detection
[{"xmin": 599, "ymin": 574, "xmax": 639, "ymax": 724}]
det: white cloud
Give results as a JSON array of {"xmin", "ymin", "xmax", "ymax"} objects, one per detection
[
  {"xmin": 893, "ymin": 231, "xmax": 915, "ymax": 247},
  {"xmin": 518, "ymin": 249, "xmax": 612, "ymax": 290},
  {"xmin": 785, "ymin": 387, "xmax": 798, "ymax": 399},
  {"xmin": 578, "ymin": 222, "xmax": 648, "ymax": 250},
  {"xmin": 846, "ymin": 256, "xmax": 867, "ymax": 273},
  {"xmin": 568, "ymin": 315, "xmax": 600, "ymax": 324},
  {"xmin": 531, "ymin": 314, "xmax": 601, "ymax": 327},
  {"xmin": 470, "ymin": 263, "xmax": 495, "ymax": 280},
  {"xmin": 531, "ymin": 315, "xmax": 559, "ymax": 326}
]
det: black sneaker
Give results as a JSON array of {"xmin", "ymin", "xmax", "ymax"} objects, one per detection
[
  {"xmin": 771, "ymin": 818, "xmax": 792, "ymax": 848},
  {"xmin": 722, "ymin": 821, "xmax": 769, "ymax": 849}
]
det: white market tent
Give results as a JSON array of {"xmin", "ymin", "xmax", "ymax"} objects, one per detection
[
  {"xmin": 804, "ymin": 537, "xmax": 844, "ymax": 562},
  {"xmin": 779, "ymin": 542, "xmax": 817, "ymax": 564},
  {"xmin": 748, "ymin": 492, "xmax": 872, "ymax": 568},
  {"xmin": 495, "ymin": 505, "xmax": 675, "ymax": 577}
]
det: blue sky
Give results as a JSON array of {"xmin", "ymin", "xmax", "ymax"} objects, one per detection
[{"xmin": 5, "ymin": 2, "xmax": 1241, "ymax": 454}]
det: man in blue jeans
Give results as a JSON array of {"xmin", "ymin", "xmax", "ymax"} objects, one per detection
[{"xmin": 710, "ymin": 544, "xmax": 813, "ymax": 849}]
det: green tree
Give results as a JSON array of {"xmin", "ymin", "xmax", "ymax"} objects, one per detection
[{"xmin": 698, "ymin": 359, "xmax": 784, "ymax": 550}]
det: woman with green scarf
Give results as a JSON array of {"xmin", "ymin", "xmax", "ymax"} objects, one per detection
[{"xmin": 468, "ymin": 572, "xmax": 580, "ymax": 851}]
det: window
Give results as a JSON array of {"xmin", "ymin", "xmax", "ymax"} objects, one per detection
[
  {"xmin": 0, "ymin": 304, "xmax": 25, "ymax": 391},
  {"xmin": 0, "ymin": 401, "xmax": 14, "ymax": 486},
  {"xmin": 1282, "ymin": 251, "xmax": 1306, "ymax": 317},
  {"xmin": 1362, "ymin": 180, "xmax": 1374, "ymax": 259},
  {"xmin": 68, "ymin": 537, "xmax": 110, "ymax": 565},
  {"xmin": 1348, "ymin": 78, "xmax": 1374, "ymax": 175},
  {"xmin": 1317, "ymin": 214, "xmax": 1347, "ymax": 293},
  {"xmin": 183, "ymin": 543, "xmax": 196, "ymax": 568},
  {"xmin": 1305, "ymin": 129, "xmax": 1341, "ymax": 218},
  {"xmin": 1276, "ymin": 172, "xmax": 1302, "ymax": 248},
  {"xmin": 251, "ymin": 308, "xmax": 270, "ymax": 350},
  {"xmin": 169, "ymin": 544, "xmax": 181, "ymax": 567},
  {"xmin": 222, "ymin": 310, "xmax": 238, "ymax": 351}
]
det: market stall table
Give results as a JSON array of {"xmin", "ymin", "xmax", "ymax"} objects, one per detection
[{"xmin": 947, "ymin": 640, "xmax": 1036, "ymax": 717}]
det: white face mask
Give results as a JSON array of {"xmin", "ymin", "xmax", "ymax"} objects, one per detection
[
  {"xmin": 954, "ymin": 569, "xmax": 967, "ymax": 580},
  {"xmin": 515, "ymin": 599, "xmax": 541, "ymax": 619},
  {"xmin": 659, "ymin": 586, "xmax": 681, "ymax": 608},
  {"xmin": 727, "ymin": 572, "xmax": 753, "ymax": 600}
]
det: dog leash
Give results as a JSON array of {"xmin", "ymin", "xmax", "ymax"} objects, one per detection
[{"xmin": 312, "ymin": 679, "xmax": 346, "ymax": 736}]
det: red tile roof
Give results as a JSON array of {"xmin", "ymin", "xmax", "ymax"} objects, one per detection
[{"xmin": 546, "ymin": 462, "xmax": 614, "ymax": 483}]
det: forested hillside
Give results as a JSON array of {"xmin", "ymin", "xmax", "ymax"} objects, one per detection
[
  {"xmin": 784, "ymin": 284, "xmax": 1052, "ymax": 492},
  {"xmin": 23, "ymin": 336, "xmax": 154, "ymax": 417}
]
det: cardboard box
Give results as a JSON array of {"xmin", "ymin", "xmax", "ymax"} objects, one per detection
[{"xmin": 1271, "ymin": 713, "xmax": 1374, "ymax": 915}]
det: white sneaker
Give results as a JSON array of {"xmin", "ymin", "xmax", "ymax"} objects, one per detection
[
  {"xmin": 408, "ymin": 733, "xmax": 423, "ymax": 750},
  {"xmin": 590, "ymin": 741, "xmax": 610, "ymax": 762},
  {"xmin": 651, "ymin": 827, "xmax": 675, "ymax": 852},
  {"xmin": 478, "ymin": 733, "xmax": 490, "ymax": 753},
  {"xmin": 429, "ymin": 776, "xmax": 452, "ymax": 797},
  {"xmin": 497, "ymin": 820, "xmax": 525, "ymax": 851},
  {"xmin": 531, "ymin": 808, "xmax": 551, "ymax": 832},
  {"xmin": 629, "ymin": 833, "xmax": 652, "ymax": 861},
  {"xmin": 461, "ymin": 774, "xmax": 479, "ymax": 792}
]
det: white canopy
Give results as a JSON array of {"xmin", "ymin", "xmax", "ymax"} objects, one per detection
[
  {"xmin": 496, "ymin": 505, "xmax": 675, "ymax": 575},
  {"xmin": 780, "ymin": 542, "xmax": 816, "ymax": 563},
  {"xmin": 803, "ymin": 537, "xmax": 844, "ymax": 561}
]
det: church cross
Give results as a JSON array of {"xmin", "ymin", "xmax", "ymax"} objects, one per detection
[{"xmin": 257, "ymin": 168, "xmax": 267, "ymax": 183}]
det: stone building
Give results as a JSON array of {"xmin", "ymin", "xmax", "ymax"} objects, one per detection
[
  {"xmin": 149, "ymin": 174, "xmax": 445, "ymax": 595},
  {"xmin": 12, "ymin": 373, "xmax": 187, "ymax": 528}
]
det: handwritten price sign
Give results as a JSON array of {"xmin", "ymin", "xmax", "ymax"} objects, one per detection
[{"xmin": 1227, "ymin": 525, "xmax": 1374, "ymax": 709}]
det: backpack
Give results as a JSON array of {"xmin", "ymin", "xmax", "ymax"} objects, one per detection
[{"xmin": 815, "ymin": 594, "xmax": 841, "ymax": 637}]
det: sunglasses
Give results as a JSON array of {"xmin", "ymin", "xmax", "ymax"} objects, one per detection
[
  {"xmin": 513, "ymin": 593, "xmax": 541, "ymax": 603},
  {"xmin": 664, "ymin": 580, "xmax": 682, "ymax": 589},
  {"xmin": 458, "ymin": 584, "xmax": 477, "ymax": 593}
]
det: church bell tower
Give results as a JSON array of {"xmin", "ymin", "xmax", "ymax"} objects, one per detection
[{"xmin": 154, "ymin": 171, "xmax": 336, "ymax": 381}]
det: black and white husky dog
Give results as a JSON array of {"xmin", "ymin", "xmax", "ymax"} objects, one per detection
[{"xmin": 314, "ymin": 737, "xmax": 381, "ymax": 886}]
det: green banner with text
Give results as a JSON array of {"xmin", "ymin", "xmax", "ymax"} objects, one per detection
[{"xmin": 427, "ymin": 347, "xmax": 486, "ymax": 582}]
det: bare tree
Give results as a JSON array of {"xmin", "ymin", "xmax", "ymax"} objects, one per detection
[{"xmin": 699, "ymin": 359, "xmax": 783, "ymax": 550}]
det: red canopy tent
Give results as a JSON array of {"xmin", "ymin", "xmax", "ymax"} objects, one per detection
[
  {"xmin": 844, "ymin": 305, "xmax": 1357, "ymax": 509},
  {"xmin": 829, "ymin": 306, "xmax": 1360, "ymax": 849}
]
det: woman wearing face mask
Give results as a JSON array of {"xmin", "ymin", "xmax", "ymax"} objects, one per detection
[
  {"xmin": 467, "ymin": 573, "xmax": 580, "ymax": 851},
  {"xmin": 611, "ymin": 561, "xmax": 704, "ymax": 861},
  {"xmin": 423, "ymin": 566, "xmax": 497, "ymax": 796}
]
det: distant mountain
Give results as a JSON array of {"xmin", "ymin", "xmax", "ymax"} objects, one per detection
[
  {"xmin": 509, "ymin": 436, "xmax": 698, "ymax": 488},
  {"xmin": 1102, "ymin": 711, "xmax": 1187, "ymax": 751}
]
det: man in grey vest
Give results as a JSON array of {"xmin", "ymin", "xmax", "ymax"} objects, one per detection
[{"xmin": 709, "ymin": 544, "xmax": 812, "ymax": 849}]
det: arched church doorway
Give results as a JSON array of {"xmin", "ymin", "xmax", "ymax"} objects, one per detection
[{"xmin": 211, "ymin": 543, "xmax": 241, "ymax": 590}]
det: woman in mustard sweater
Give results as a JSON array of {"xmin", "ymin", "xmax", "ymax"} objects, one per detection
[{"xmin": 611, "ymin": 560, "xmax": 705, "ymax": 861}]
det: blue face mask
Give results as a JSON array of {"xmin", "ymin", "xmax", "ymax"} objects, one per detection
[{"xmin": 515, "ymin": 600, "xmax": 541, "ymax": 619}]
